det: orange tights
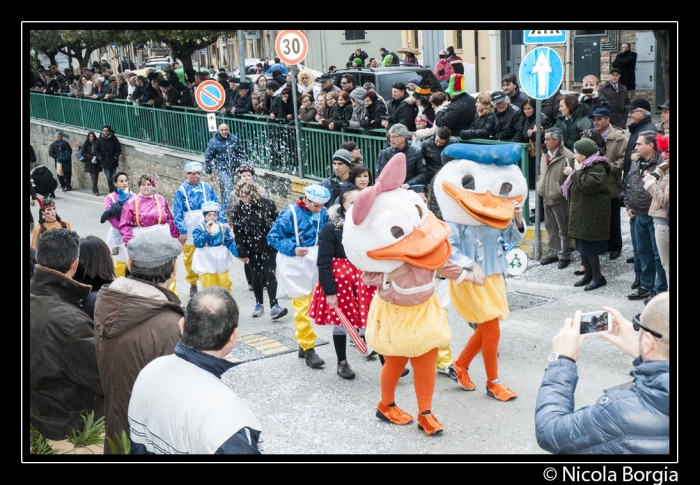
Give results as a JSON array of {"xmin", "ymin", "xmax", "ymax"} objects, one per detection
[
  {"xmin": 455, "ymin": 318, "xmax": 500, "ymax": 382},
  {"xmin": 380, "ymin": 348, "xmax": 438, "ymax": 414}
]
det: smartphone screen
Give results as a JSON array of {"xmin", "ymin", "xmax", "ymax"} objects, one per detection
[{"xmin": 580, "ymin": 311, "xmax": 610, "ymax": 334}]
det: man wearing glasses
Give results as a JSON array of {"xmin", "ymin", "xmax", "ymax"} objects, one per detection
[
  {"xmin": 376, "ymin": 123, "xmax": 428, "ymax": 189},
  {"xmin": 535, "ymin": 292, "xmax": 669, "ymax": 454},
  {"xmin": 620, "ymin": 99, "xmax": 659, "ymax": 269}
]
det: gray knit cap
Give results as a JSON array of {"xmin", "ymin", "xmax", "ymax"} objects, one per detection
[
  {"xmin": 350, "ymin": 87, "xmax": 367, "ymax": 103},
  {"xmin": 332, "ymin": 149, "xmax": 353, "ymax": 167},
  {"xmin": 128, "ymin": 230, "xmax": 182, "ymax": 268}
]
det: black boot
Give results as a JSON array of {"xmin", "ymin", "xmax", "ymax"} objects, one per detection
[
  {"xmin": 64, "ymin": 172, "xmax": 72, "ymax": 191},
  {"xmin": 92, "ymin": 184, "xmax": 99, "ymax": 196},
  {"xmin": 57, "ymin": 175, "xmax": 66, "ymax": 191},
  {"xmin": 574, "ymin": 255, "xmax": 593, "ymax": 287}
]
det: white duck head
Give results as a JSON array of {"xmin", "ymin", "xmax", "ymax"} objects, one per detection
[
  {"xmin": 433, "ymin": 143, "xmax": 528, "ymax": 229},
  {"xmin": 343, "ymin": 153, "xmax": 452, "ymax": 273}
]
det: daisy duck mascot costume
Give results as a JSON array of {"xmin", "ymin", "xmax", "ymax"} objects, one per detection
[
  {"xmin": 343, "ymin": 153, "xmax": 472, "ymax": 435},
  {"xmin": 433, "ymin": 143, "xmax": 527, "ymax": 401}
]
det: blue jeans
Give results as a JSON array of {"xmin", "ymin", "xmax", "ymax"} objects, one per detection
[
  {"xmin": 218, "ymin": 170, "xmax": 234, "ymax": 210},
  {"xmin": 629, "ymin": 218, "xmax": 642, "ymax": 277},
  {"xmin": 634, "ymin": 215, "xmax": 667, "ymax": 293}
]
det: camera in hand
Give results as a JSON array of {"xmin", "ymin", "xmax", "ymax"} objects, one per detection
[
  {"xmin": 579, "ymin": 310, "xmax": 611, "ymax": 334},
  {"xmin": 582, "ymin": 88, "xmax": 594, "ymax": 94},
  {"xmin": 381, "ymin": 116, "xmax": 389, "ymax": 120}
]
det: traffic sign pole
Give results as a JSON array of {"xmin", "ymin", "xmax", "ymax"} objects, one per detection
[
  {"xmin": 275, "ymin": 30, "xmax": 309, "ymax": 178},
  {"xmin": 290, "ymin": 70, "xmax": 303, "ymax": 178},
  {"xmin": 535, "ymin": 99, "xmax": 542, "ymax": 261},
  {"xmin": 519, "ymin": 46, "xmax": 564, "ymax": 260}
]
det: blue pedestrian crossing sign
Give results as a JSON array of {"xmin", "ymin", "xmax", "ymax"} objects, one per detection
[
  {"xmin": 523, "ymin": 30, "xmax": 567, "ymax": 45},
  {"xmin": 519, "ymin": 47, "xmax": 563, "ymax": 100}
]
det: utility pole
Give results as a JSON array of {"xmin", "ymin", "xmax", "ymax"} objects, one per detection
[{"xmin": 237, "ymin": 30, "xmax": 246, "ymax": 82}]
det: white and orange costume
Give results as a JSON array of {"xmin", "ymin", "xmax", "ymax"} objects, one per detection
[{"xmin": 344, "ymin": 153, "xmax": 470, "ymax": 435}]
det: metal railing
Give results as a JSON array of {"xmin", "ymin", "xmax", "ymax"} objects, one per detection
[{"xmin": 30, "ymin": 92, "xmax": 530, "ymax": 213}]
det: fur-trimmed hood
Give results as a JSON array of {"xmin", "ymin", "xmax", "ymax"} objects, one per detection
[{"xmin": 327, "ymin": 204, "xmax": 344, "ymax": 227}]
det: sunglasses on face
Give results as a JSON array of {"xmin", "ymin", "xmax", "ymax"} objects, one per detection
[{"xmin": 632, "ymin": 313, "xmax": 663, "ymax": 339}]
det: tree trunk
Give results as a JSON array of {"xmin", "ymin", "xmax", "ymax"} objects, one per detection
[{"xmin": 172, "ymin": 46, "xmax": 194, "ymax": 70}]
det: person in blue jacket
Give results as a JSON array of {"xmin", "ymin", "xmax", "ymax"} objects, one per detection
[
  {"xmin": 204, "ymin": 124, "xmax": 243, "ymax": 210},
  {"xmin": 173, "ymin": 161, "xmax": 227, "ymax": 297},
  {"xmin": 267, "ymin": 184, "xmax": 330, "ymax": 369},
  {"xmin": 265, "ymin": 57, "xmax": 288, "ymax": 75},
  {"xmin": 535, "ymin": 292, "xmax": 669, "ymax": 454},
  {"xmin": 192, "ymin": 202, "xmax": 238, "ymax": 291}
]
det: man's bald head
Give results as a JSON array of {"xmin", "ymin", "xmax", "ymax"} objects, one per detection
[{"xmin": 641, "ymin": 292, "xmax": 670, "ymax": 359}]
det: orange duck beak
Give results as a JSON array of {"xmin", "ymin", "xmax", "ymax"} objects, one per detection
[
  {"xmin": 442, "ymin": 181, "xmax": 523, "ymax": 230},
  {"xmin": 367, "ymin": 212, "xmax": 452, "ymax": 270}
]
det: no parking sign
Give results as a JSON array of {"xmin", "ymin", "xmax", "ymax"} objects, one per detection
[{"xmin": 195, "ymin": 80, "xmax": 226, "ymax": 111}]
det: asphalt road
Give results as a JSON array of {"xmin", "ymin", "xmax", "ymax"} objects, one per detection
[{"xmin": 26, "ymin": 186, "xmax": 673, "ymax": 458}]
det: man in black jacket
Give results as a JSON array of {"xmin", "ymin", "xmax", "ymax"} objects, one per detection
[
  {"xmin": 379, "ymin": 47, "xmax": 400, "ymax": 66},
  {"xmin": 612, "ymin": 43, "xmax": 637, "ymax": 91},
  {"xmin": 598, "ymin": 68, "xmax": 631, "ymax": 130},
  {"xmin": 30, "ymin": 229, "xmax": 104, "ymax": 440},
  {"xmin": 490, "ymin": 90, "xmax": 525, "ymax": 143},
  {"xmin": 349, "ymin": 48, "xmax": 368, "ymax": 67},
  {"xmin": 421, "ymin": 126, "xmax": 459, "ymax": 184},
  {"xmin": 42, "ymin": 71, "xmax": 61, "ymax": 95},
  {"xmin": 96, "ymin": 125, "xmax": 122, "ymax": 193},
  {"xmin": 421, "ymin": 126, "xmax": 460, "ymax": 220},
  {"xmin": 622, "ymin": 99, "xmax": 659, "ymax": 177},
  {"xmin": 320, "ymin": 149, "xmax": 353, "ymax": 208},
  {"xmin": 48, "ymin": 132, "xmax": 70, "ymax": 191},
  {"xmin": 620, "ymin": 98, "xmax": 659, "ymax": 272},
  {"xmin": 376, "ymin": 123, "xmax": 428, "ymax": 187},
  {"xmin": 622, "ymin": 131, "xmax": 667, "ymax": 301},
  {"xmin": 232, "ymin": 81, "xmax": 254, "ymax": 117},
  {"xmin": 501, "ymin": 73, "xmax": 528, "ymax": 110},
  {"xmin": 435, "ymin": 74, "xmax": 475, "ymax": 137},
  {"xmin": 382, "ymin": 82, "xmax": 417, "ymax": 132}
]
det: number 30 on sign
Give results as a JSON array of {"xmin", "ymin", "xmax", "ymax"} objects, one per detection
[{"xmin": 275, "ymin": 30, "xmax": 308, "ymax": 65}]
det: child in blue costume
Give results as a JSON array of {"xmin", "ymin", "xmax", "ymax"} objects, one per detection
[{"xmin": 192, "ymin": 202, "xmax": 238, "ymax": 291}]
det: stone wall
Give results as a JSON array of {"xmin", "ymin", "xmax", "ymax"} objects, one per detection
[{"xmin": 30, "ymin": 120, "xmax": 312, "ymax": 210}]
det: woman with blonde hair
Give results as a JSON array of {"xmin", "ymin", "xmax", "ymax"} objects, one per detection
[
  {"xmin": 460, "ymin": 91, "xmax": 497, "ymax": 140},
  {"xmin": 297, "ymin": 68, "xmax": 316, "ymax": 99}
]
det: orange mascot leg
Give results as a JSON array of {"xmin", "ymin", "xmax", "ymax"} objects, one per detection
[
  {"xmin": 376, "ymin": 356, "xmax": 413, "ymax": 425},
  {"xmin": 410, "ymin": 348, "xmax": 444, "ymax": 435}
]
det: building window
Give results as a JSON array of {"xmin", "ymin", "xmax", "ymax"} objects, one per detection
[
  {"xmin": 457, "ymin": 30, "xmax": 463, "ymax": 50},
  {"xmin": 413, "ymin": 30, "xmax": 419, "ymax": 50},
  {"xmin": 345, "ymin": 30, "xmax": 365, "ymax": 41},
  {"xmin": 575, "ymin": 30, "xmax": 607, "ymax": 36}
]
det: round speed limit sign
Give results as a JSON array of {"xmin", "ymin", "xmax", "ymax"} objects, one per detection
[{"xmin": 275, "ymin": 30, "xmax": 308, "ymax": 65}]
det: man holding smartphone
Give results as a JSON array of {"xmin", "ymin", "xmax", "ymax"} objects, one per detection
[{"xmin": 534, "ymin": 292, "xmax": 669, "ymax": 454}]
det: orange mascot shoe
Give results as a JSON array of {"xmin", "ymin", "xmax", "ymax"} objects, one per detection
[
  {"xmin": 486, "ymin": 380, "xmax": 517, "ymax": 401},
  {"xmin": 376, "ymin": 402, "xmax": 414, "ymax": 425},
  {"xmin": 452, "ymin": 361, "xmax": 477, "ymax": 391},
  {"xmin": 417, "ymin": 411, "xmax": 444, "ymax": 436}
]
